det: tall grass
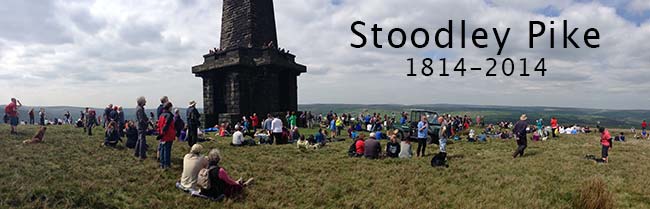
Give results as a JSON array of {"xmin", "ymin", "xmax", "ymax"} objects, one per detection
[{"xmin": 574, "ymin": 177, "xmax": 614, "ymax": 209}]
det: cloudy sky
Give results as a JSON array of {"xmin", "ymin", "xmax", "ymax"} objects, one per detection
[{"xmin": 1, "ymin": 0, "xmax": 649, "ymax": 110}]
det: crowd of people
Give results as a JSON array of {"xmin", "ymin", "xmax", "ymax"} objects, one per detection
[{"xmin": 6, "ymin": 96, "xmax": 646, "ymax": 201}]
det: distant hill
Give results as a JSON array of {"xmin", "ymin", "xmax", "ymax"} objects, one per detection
[
  {"xmin": 297, "ymin": 104, "xmax": 649, "ymax": 128},
  {"xmin": 2, "ymin": 104, "xmax": 646, "ymax": 128}
]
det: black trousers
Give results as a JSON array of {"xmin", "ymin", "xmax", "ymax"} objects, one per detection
[
  {"xmin": 187, "ymin": 125, "xmax": 198, "ymax": 147},
  {"xmin": 272, "ymin": 132, "xmax": 284, "ymax": 145},
  {"xmin": 134, "ymin": 129, "xmax": 148, "ymax": 159},
  {"xmin": 416, "ymin": 137, "xmax": 427, "ymax": 157},
  {"xmin": 513, "ymin": 138, "xmax": 527, "ymax": 158}
]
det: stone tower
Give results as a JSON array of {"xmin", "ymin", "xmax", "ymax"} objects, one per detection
[{"xmin": 192, "ymin": 0, "xmax": 306, "ymax": 128}]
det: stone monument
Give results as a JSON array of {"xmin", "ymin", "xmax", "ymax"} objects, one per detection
[{"xmin": 192, "ymin": 0, "xmax": 306, "ymax": 128}]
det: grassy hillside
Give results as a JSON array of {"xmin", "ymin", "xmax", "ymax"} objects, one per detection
[{"xmin": 1, "ymin": 124, "xmax": 649, "ymax": 208}]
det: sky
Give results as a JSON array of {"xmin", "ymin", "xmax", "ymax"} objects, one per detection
[{"xmin": 0, "ymin": 0, "xmax": 649, "ymax": 110}]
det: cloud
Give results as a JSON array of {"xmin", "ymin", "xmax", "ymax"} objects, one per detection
[{"xmin": 0, "ymin": 0, "xmax": 648, "ymax": 110}]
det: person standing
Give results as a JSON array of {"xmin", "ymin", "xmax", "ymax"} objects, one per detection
[
  {"xmin": 439, "ymin": 116, "xmax": 449, "ymax": 154},
  {"xmin": 117, "ymin": 106, "xmax": 125, "ymax": 136},
  {"xmin": 64, "ymin": 111, "xmax": 71, "ymax": 124},
  {"xmin": 174, "ymin": 108, "xmax": 185, "ymax": 142},
  {"xmin": 157, "ymin": 102, "xmax": 176, "ymax": 169},
  {"xmin": 134, "ymin": 96, "xmax": 149, "ymax": 160},
  {"xmin": 271, "ymin": 115, "xmax": 284, "ymax": 145},
  {"xmin": 157, "ymin": 96, "xmax": 169, "ymax": 118},
  {"xmin": 5, "ymin": 98, "xmax": 22, "ymax": 134},
  {"xmin": 599, "ymin": 127, "xmax": 612, "ymax": 163},
  {"xmin": 416, "ymin": 115, "xmax": 428, "ymax": 157},
  {"xmin": 86, "ymin": 109, "xmax": 97, "ymax": 136},
  {"xmin": 512, "ymin": 114, "xmax": 529, "ymax": 158},
  {"xmin": 288, "ymin": 112, "xmax": 297, "ymax": 130},
  {"xmin": 186, "ymin": 101, "xmax": 201, "ymax": 147},
  {"xmin": 550, "ymin": 117, "xmax": 558, "ymax": 138},
  {"xmin": 642, "ymin": 120, "xmax": 647, "ymax": 131},
  {"xmin": 28, "ymin": 108, "xmax": 35, "ymax": 125},
  {"xmin": 103, "ymin": 104, "xmax": 113, "ymax": 128},
  {"xmin": 38, "ymin": 108, "xmax": 46, "ymax": 126},
  {"xmin": 263, "ymin": 114, "xmax": 273, "ymax": 132},
  {"xmin": 250, "ymin": 113, "xmax": 259, "ymax": 132}
]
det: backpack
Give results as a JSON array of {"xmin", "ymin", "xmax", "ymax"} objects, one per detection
[
  {"xmin": 347, "ymin": 141, "xmax": 358, "ymax": 157},
  {"xmin": 197, "ymin": 166, "xmax": 216, "ymax": 190},
  {"xmin": 431, "ymin": 152, "xmax": 448, "ymax": 167}
]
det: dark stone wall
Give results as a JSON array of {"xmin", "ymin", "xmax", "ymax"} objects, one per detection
[{"xmin": 220, "ymin": 0, "xmax": 278, "ymax": 51}]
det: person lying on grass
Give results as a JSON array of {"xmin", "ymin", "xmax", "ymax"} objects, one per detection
[
  {"xmin": 599, "ymin": 127, "xmax": 612, "ymax": 163},
  {"xmin": 176, "ymin": 144, "xmax": 208, "ymax": 193},
  {"xmin": 297, "ymin": 135, "xmax": 310, "ymax": 149},
  {"xmin": 22, "ymin": 126, "xmax": 47, "ymax": 144},
  {"xmin": 193, "ymin": 148, "xmax": 254, "ymax": 201}
]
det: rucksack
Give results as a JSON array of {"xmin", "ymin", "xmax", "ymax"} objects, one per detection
[
  {"xmin": 431, "ymin": 152, "xmax": 448, "ymax": 167},
  {"xmin": 197, "ymin": 166, "xmax": 216, "ymax": 190},
  {"xmin": 347, "ymin": 141, "xmax": 358, "ymax": 157}
]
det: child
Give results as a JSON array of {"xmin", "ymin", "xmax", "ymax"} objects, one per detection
[
  {"xmin": 468, "ymin": 129, "xmax": 476, "ymax": 142},
  {"xmin": 532, "ymin": 131, "xmax": 540, "ymax": 142},
  {"xmin": 398, "ymin": 137, "xmax": 412, "ymax": 159},
  {"xmin": 386, "ymin": 134, "xmax": 400, "ymax": 158},
  {"xmin": 599, "ymin": 127, "xmax": 612, "ymax": 163}
]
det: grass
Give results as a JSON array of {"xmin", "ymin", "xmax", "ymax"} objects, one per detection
[{"xmin": 1, "ymin": 124, "xmax": 650, "ymax": 208}]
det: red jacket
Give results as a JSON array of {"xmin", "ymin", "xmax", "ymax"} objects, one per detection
[
  {"xmin": 601, "ymin": 129, "xmax": 611, "ymax": 147},
  {"xmin": 642, "ymin": 121, "xmax": 647, "ymax": 128},
  {"xmin": 355, "ymin": 139, "xmax": 365, "ymax": 154},
  {"xmin": 157, "ymin": 113, "xmax": 176, "ymax": 142},
  {"xmin": 550, "ymin": 118, "xmax": 558, "ymax": 128},
  {"xmin": 251, "ymin": 115, "xmax": 259, "ymax": 127}
]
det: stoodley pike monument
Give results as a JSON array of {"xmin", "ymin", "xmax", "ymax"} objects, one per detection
[{"xmin": 192, "ymin": 0, "xmax": 307, "ymax": 127}]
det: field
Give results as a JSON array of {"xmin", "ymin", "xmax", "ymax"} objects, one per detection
[{"xmin": 1, "ymin": 124, "xmax": 650, "ymax": 209}]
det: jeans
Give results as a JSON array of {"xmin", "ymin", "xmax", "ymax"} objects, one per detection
[
  {"xmin": 160, "ymin": 141, "xmax": 172, "ymax": 168},
  {"xmin": 416, "ymin": 137, "xmax": 427, "ymax": 157},
  {"xmin": 135, "ymin": 129, "xmax": 148, "ymax": 159},
  {"xmin": 29, "ymin": 117, "xmax": 34, "ymax": 125},
  {"xmin": 87, "ymin": 123, "xmax": 94, "ymax": 135},
  {"xmin": 439, "ymin": 138, "xmax": 447, "ymax": 153},
  {"xmin": 601, "ymin": 145, "xmax": 609, "ymax": 159},
  {"xmin": 513, "ymin": 138, "xmax": 527, "ymax": 158}
]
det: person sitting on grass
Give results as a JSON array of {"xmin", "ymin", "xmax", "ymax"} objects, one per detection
[
  {"xmin": 254, "ymin": 129, "xmax": 271, "ymax": 145},
  {"xmin": 478, "ymin": 132, "xmax": 487, "ymax": 142},
  {"xmin": 104, "ymin": 121, "xmax": 121, "ymax": 147},
  {"xmin": 231, "ymin": 127, "xmax": 255, "ymax": 146},
  {"xmin": 297, "ymin": 135, "xmax": 310, "ymax": 149},
  {"xmin": 399, "ymin": 137, "xmax": 412, "ymax": 158},
  {"xmin": 386, "ymin": 134, "xmax": 400, "ymax": 158},
  {"xmin": 468, "ymin": 129, "xmax": 476, "ymax": 142},
  {"xmin": 348, "ymin": 134, "xmax": 365, "ymax": 157},
  {"xmin": 364, "ymin": 133, "xmax": 381, "ymax": 159},
  {"xmin": 291, "ymin": 127, "xmax": 301, "ymax": 144},
  {"xmin": 599, "ymin": 127, "xmax": 612, "ymax": 163},
  {"xmin": 176, "ymin": 144, "xmax": 208, "ymax": 193},
  {"xmin": 125, "ymin": 121, "xmax": 138, "ymax": 149},
  {"xmin": 193, "ymin": 148, "xmax": 254, "ymax": 201},
  {"xmin": 22, "ymin": 126, "xmax": 47, "ymax": 144}
]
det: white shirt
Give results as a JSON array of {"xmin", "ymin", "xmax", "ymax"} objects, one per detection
[
  {"xmin": 232, "ymin": 131, "xmax": 243, "ymax": 145},
  {"xmin": 271, "ymin": 118, "xmax": 283, "ymax": 133}
]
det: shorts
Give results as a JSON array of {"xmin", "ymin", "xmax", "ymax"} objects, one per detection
[
  {"xmin": 9, "ymin": 116, "xmax": 18, "ymax": 126},
  {"xmin": 601, "ymin": 145, "xmax": 609, "ymax": 158}
]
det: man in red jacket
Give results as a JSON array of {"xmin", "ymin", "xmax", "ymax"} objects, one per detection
[
  {"xmin": 5, "ymin": 98, "xmax": 22, "ymax": 135},
  {"xmin": 157, "ymin": 102, "xmax": 176, "ymax": 169},
  {"xmin": 642, "ymin": 120, "xmax": 647, "ymax": 131}
]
